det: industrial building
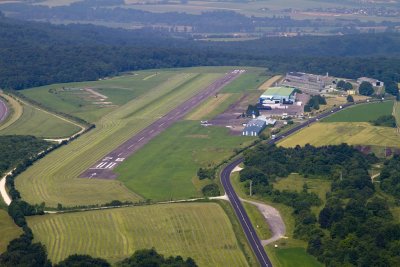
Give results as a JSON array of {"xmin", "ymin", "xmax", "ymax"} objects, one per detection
[
  {"xmin": 259, "ymin": 87, "xmax": 295, "ymax": 105},
  {"xmin": 357, "ymin": 77, "xmax": 384, "ymax": 88},
  {"xmin": 242, "ymin": 117, "xmax": 276, "ymax": 136},
  {"xmin": 282, "ymin": 72, "xmax": 336, "ymax": 94},
  {"xmin": 242, "ymin": 119, "xmax": 266, "ymax": 136}
]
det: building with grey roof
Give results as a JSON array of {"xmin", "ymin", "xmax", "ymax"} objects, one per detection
[{"xmin": 242, "ymin": 119, "xmax": 266, "ymax": 136}]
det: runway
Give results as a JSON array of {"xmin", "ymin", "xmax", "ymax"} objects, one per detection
[
  {"xmin": 80, "ymin": 70, "xmax": 245, "ymax": 179},
  {"xmin": 0, "ymin": 98, "xmax": 9, "ymax": 123}
]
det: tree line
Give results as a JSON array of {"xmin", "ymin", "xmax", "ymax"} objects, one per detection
[
  {"xmin": 0, "ymin": 15, "xmax": 400, "ymax": 93},
  {"xmin": 240, "ymin": 144, "xmax": 400, "ymax": 266}
]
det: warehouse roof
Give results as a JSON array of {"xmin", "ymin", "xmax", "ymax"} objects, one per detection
[{"xmin": 261, "ymin": 87, "xmax": 295, "ymax": 98}]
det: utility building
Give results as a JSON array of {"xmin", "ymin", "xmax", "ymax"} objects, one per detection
[
  {"xmin": 357, "ymin": 77, "xmax": 384, "ymax": 88},
  {"xmin": 242, "ymin": 119, "xmax": 266, "ymax": 136},
  {"xmin": 260, "ymin": 87, "xmax": 295, "ymax": 105}
]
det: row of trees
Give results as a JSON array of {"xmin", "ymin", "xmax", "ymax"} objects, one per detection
[{"xmin": 240, "ymin": 144, "xmax": 400, "ymax": 266}]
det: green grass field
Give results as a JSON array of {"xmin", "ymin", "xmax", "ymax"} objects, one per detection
[
  {"xmin": 266, "ymin": 247, "xmax": 323, "ymax": 267},
  {"xmin": 221, "ymin": 68, "xmax": 268, "ymax": 93},
  {"xmin": 242, "ymin": 202, "xmax": 271, "ymax": 240},
  {"xmin": 273, "ymin": 173, "xmax": 331, "ymax": 215},
  {"xmin": 0, "ymin": 210, "xmax": 22, "ymax": 254},
  {"xmin": 0, "ymin": 100, "xmax": 81, "ymax": 138},
  {"xmin": 279, "ymin": 122, "xmax": 400, "ymax": 150},
  {"xmin": 116, "ymin": 120, "xmax": 255, "ymax": 201},
  {"xmin": 28, "ymin": 203, "xmax": 249, "ymax": 266},
  {"xmin": 322, "ymin": 101, "xmax": 394, "ymax": 123},
  {"xmin": 15, "ymin": 67, "xmax": 242, "ymax": 207}
]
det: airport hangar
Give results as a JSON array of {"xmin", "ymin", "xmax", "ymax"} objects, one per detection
[{"xmin": 259, "ymin": 86, "xmax": 296, "ymax": 105}]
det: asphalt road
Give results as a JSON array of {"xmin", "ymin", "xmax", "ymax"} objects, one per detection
[
  {"xmin": 80, "ymin": 70, "xmax": 245, "ymax": 179},
  {"xmin": 220, "ymin": 99, "xmax": 381, "ymax": 267},
  {"xmin": 0, "ymin": 98, "xmax": 8, "ymax": 123}
]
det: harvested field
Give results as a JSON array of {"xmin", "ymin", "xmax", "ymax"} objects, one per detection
[
  {"xmin": 28, "ymin": 203, "xmax": 249, "ymax": 266},
  {"xmin": 278, "ymin": 122, "xmax": 400, "ymax": 149},
  {"xmin": 258, "ymin": 75, "xmax": 283, "ymax": 91},
  {"xmin": 185, "ymin": 93, "xmax": 232, "ymax": 120}
]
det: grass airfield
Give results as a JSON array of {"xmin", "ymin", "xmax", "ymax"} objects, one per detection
[
  {"xmin": 14, "ymin": 67, "xmax": 266, "ymax": 207},
  {"xmin": 28, "ymin": 203, "xmax": 250, "ymax": 266}
]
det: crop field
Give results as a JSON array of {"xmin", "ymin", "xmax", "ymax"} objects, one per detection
[
  {"xmin": 322, "ymin": 101, "xmax": 394, "ymax": 123},
  {"xmin": 15, "ymin": 68, "xmax": 230, "ymax": 207},
  {"xmin": 278, "ymin": 122, "xmax": 400, "ymax": 149},
  {"xmin": 0, "ymin": 100, "xmax": 81, "ymax": 138},
  {"xmin": 27, "ymin": 203, "xmax": 249, "ymax": 266},
  {"xmin": 258, "ymin": 75, "xmax": 283, "ymax": 91},
  {"xmin": 116, "ymin": 120, "xmax": 255, "ymax": 201},
  {"xmin": 0, "ymin": 209, "xmax": 22, "ymax": 253}
]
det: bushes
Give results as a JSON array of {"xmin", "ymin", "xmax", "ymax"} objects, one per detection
[
  {"xmin": 304, "ymin": 95, "xmax": 326, "ymax": 112},
  {"xmin": 202, "ymin": 184, "xmax": 220, "ymax": 197},
  {"xmin": 197, "ymin": 167, "xmax": 216, "ymax": 180},
  {"xmin": 371, "ymin": 115, "xmax": 397, "ymax": 128}
]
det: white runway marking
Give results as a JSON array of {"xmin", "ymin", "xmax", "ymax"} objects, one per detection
[
  {"xmin": 116, "ymin": 158, "xmax": 125, "ymax": 162},
  {"xmin": 138, "ymin": 137, "xmax": 144, "ymax": 142},
  {"xmin": 128, "ymin": 144, "xmax": 135, "ymax": 149},
  {"xmin": 149, "ymin": 130, "xmax": 154, "ymax": 133},
  {"xmin": 97, "ymin": 162, "xmax": 108, "ymax": 168},
  {"xmin": 105, "ymin": 162, "xmax": 116, "ymax": 169},
  {"xmin": 103, "ymin": 157, "xmax": 113, "ymax": 161},
  {"xmin": 159, "ymin": 123, "xmax": 165, "ymax": 127}
]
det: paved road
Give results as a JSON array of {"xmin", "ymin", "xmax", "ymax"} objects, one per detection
[
  {"xmin": 80, "ymin": 70, "xmax": 245, "ymax": 179},
  {"xmin": 220, "ymin": 100, "xmax": 382, "ymax": 266},
  {"xmin": 221, "ymin": 158, "xmax": 273, "ymax": 267},
  {"xmin": 0, "ymin": 98, "xmax": 8, "ymax": 123}
]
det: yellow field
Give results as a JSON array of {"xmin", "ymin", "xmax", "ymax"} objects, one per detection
[
  {"xmin": 0, "ymin": 210, "xmax": 22, "ymax": 253},
  {"xmin": 16, "ymin": 71, "xmax": 224, "ymax": 207},
  {"xmin": 185, "ymin": 93, "xmax": 232, "ymax": 120},
  {"xmin": 279, "ymin": 122, "xmax": 400, "ymax": 148},
  {"xmin": 258, "ymin": 75, "xmax": 282, "ymax": 91},
  {"xmin": 28, "ymin": 203, "xmax": 249, "ymax": 266}
]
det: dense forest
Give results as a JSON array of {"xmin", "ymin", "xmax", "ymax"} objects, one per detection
[
  {"xmin": 240, "ymin": 144, "xmax": 400, "ymax": 266},
  {"xmin": 380, "ymin": 155, "xmax": 400, "ymax": 200},
  {"xmin": 0, "ymin": 135, "xmax": 50, "ymax": 175},
  {"xmin": 0, "ymin": 15, "xmax": 400, "ymax": 92}
]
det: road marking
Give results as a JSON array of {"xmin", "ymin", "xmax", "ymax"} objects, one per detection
[
  {"xmin": 116, "ymin": 158, "xmax": 125, "ymax": 162},
  {"xmin": 103, "ymin": 157, "xmax": 112, "ymax": 161},
  {"xmin": 159, "ymin": 123, "xmax": 165, "ymax": 127},
  {"xmin": 138, "ymin": 137, "xmax": 144, "ymax": 142},
  {"xmin": 105, "ymin": 162, "xmax": 116, "ymax": 169}
]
